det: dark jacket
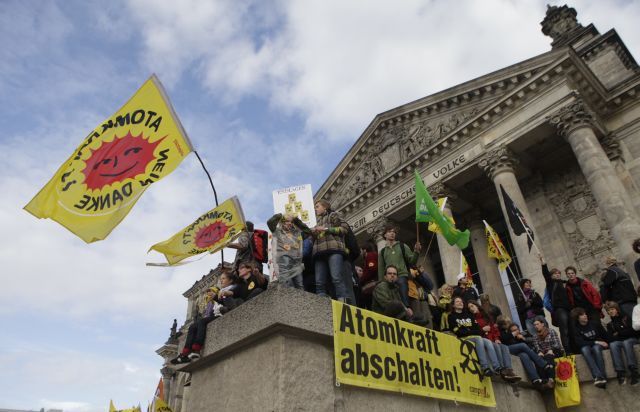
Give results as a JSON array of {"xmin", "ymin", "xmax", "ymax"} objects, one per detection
[
  {"xmin": 516, "ymin": 288, "xmax": 545, "ymax": 322},
  {"xmin": 452, "ymin": 286, "xmax": 479, "ymax": 303},
  {"xmin": 600, "ymin": 266, "xmax": 636, "ymax": 305},
  {"xmin": 542, "ymin": 264, "xmax": 570, "ymax": 310},
  {"xmin": 372, "ymin": 281, "xmax": 403, "ymax": 313},
  {"xmin": 606, "ymin": 314, "xmax": 639, "ymax": 341},
  {"xmin": 448, "ymin": 310, "xmax": 483, "ymax": 338},
  {"xmin": 572, "ymin": 321, "xmax": 609, "ymax": 348},
  {"xmin": 500, "ymin": 329, "xmax": 535, "ymax": 347},
  {"xmin": 566, "ymin": 278, "xmax": 602, "ymax": 311}
]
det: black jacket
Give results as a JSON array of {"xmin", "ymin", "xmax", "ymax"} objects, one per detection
[
  {"xmin": 606, "ymin": 315, "xmax": 639, "ymax": 341},
  {"xmin": 448, "ymin": 310, "xmax": 482, "ymax": 337},
  {"xmin": 516, "ymin": 288, "xmax": 545, "ymax": 321},
  {"xmin": 572, "ymin": 321, "xmax": 609, "ymax": 348},
  {"xmin": 542, "ymin": 264, "xmax": 570, "ymax": 310},
  {"xmin": 600, "ymin": 266, "xmax": 636, "ymax": 305}
]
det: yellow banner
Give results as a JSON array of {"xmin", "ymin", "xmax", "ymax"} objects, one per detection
[
  {"xmin": 332, "ymin": 301, "xmax": 495, "ymax": 407},
  {"xmin": 554, "ymin": 356, "xmax": 581, "ymax": 408},
  {"xmin": 24, "ymin": 75, "xmax": 193, "ymax": 243},
  {"xmin": 149, "ymin": 196, "xmax": 245, "ymax": 265}
]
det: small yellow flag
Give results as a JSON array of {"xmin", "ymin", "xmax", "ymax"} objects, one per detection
[
  {"xmin": 149, "ymin": 196, "xmax": 246, "ymax": 265},
  {"xmin": 24, "ymin": 75, "xmax": 193, "ymax": 243},
  {"xmin": 484, "ymin": 221, "xmax": 512, "ymax": 271},
  {"xmin": 153, "ymin": 397, "xmax": 173, "ymax": 412}
]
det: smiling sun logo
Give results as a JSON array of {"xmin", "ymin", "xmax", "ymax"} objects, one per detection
[
  {"xmin": 82, "ymin": 131, "xmax": 162, "ymax": 190},
  {"xmin": 194, "ymin": 221, "xmax": 230, "ymax": 249}
]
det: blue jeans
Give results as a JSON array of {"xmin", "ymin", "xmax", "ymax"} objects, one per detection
[
  {"xmin": 396, "ymin": 275, "xmax": 410, "ymax": 307},
  {"xmin": 493, "ymin": 342, "xmax": 513, "ymax": 369},
  {"xmin": 508, "ymin": 342, "xmax": 550, "ymax": 381},
  {"xmin": 342, "ymin": 261, "xmax": 357, "ymax": 305},
  {"xmin": 465, "ymin": 336, "xmax": 500, "ymax": 371},
  {"xmin": 553, "ymin": 308, "xmax": 571, "ymax": 353},
  {"xmin": 581, "ymin": 344, "xmax": 606, "ymax": 379},
  {"xmin": 609, "ymin": 338, "xmax": 638, "ymax": 372},
  {"xmin": 315, "ymin": 253, "xmax": 347, "ymax": 299}
]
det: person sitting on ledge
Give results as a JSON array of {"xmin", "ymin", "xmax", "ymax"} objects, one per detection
[
  {"xmin": 571, "ymin": 307, "xmax": 609, "ymax": 389},
  {"xmin": 372, "ymin": 265, "xmax": 413, "ymax": 320},
  {"xmin": 604, "ymin": 301, "xmax": 639, "ymax": 385},
  {"xmin": 530, "ymin": 316, "xmax": 564, "ymax": 372},
  {"xmin": 171, "ymin": 271, "xmax": 242, "ymax": 365},
  {"xmin": 237, "ymin": 262, "xmax": 268, "ymax": 301}
]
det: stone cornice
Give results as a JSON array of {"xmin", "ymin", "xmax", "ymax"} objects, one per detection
[
  {"xmin": 478, "ymin": 146, "xmax": 519, "ymax": 180},
  {"xmin": 547, "ymin": 94, "xmax": 602, "ymax": 138},
  {"xmin": 428, "ymin": 182, "xmax": 457, "ymax": 203}
]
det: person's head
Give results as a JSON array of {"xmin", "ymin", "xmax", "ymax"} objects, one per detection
[
  {"xmin": 440, "ymin": 283, "xmax": 453, "ymax": 297},
  {"xmin": 604, "ymin": 256, "xmax": 617, "ymax": 267},
  {"xmin": 355, "ymin": 266, "xmax": 364, "ymax": 278},
  {"xmin": 633, "ymin": 238, "xmax": 640, "ymax": 254},
  {"xmin": 479, "ymin": 294, "xmax": 491, "ymax": 306},
  {"xmin": 520, "ymin": 278, "xmax": 532, "ymax": 291},
  {"xmin": 383, "ymin": 225, "xmax": 397, "ymax": 242},
  {"xmin": 245, "ymin": 221, "xmax": 254, "ymax": 232},
  {"xmin": 533, "ymin": 316, "xmax": 548, "ymax": 332},
  {"xmin": 550, "ymin": 267, "xmax": 562, "ymax": 280},
  {"xmin": 237, "ymin": 262, "xmax": 253, "ymax": 279},
  {"xmin": 219, "ymin": 271, "xmax": 236, "ymax": 288},
  {"xmin": 565, "ymin": 266, "xmax": 578, "ymax": 281},
  {"xmin": 456, "ymin": 273, "xmax": 467, "ymax": 287},
  {"xmin": 314, "ymin": 200, "xmax": 331, "ymax": 216},
  {"xmin": 467, "ymin": 300, "xmax": 480, "ymax": 314},
  {"xmin": 571, "ymin": 307, "xmax": 588, "ymax": 325},
  {"xmin": 604, "ymin": 301, "xmax": 620, "ymax": 318},
  {"xmin": 384, "ymin": 265, "xmax": 398, "ymax": 283},
  {"xmin": 452, "ymin": 296, "xmax": 465, "ymax": 312},
  {"xmin": 509, "ymin": 323, "xmax": 521, "ymax": 335},
  {"xmin": 282, "ymin": 213, "xmax": 295, "ymax": 230}
]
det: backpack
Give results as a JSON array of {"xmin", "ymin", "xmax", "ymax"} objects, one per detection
[
  {"xmin": 344, "ymin": 225, "xmax": 360, "ymax": 262},
  {"xmin": 251, "ymin": 229, "xmax": 269, "ymax": 263}
]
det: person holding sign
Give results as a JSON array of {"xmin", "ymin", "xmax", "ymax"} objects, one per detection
[{"xmin": 267, "ymin": 212, "xmax": 311, "ymax": 289}]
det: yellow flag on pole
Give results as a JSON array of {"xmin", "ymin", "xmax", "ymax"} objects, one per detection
[
  {"xmin": 149, "ymin": 196, "xmax": 246, "ymax": 265},
  {"xmin": 483, "ymin": 221, "xmax": 512, "ymax": 271},
  {"xmin": 24, "ymin": 75, "xmax": 193, "ymax": 243},
  {"xmin": 427, "ymin": 198, "xmax": 455, "ymax": 233},
  {"xmin": 153, "ymin": 397, "xmax": 173, "ymax": 412}
]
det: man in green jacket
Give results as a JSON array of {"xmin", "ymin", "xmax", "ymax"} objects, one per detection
[
  {"xmin": 372, "ymin": 265, "xmax": 414, "ymax": 320},
  {"xmin": 377, "ymin": 225, "xmax": 421, "ymax": 307}
]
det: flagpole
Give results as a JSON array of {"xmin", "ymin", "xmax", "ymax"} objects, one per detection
[
  {"xmin": 194, "ymin": 150, "xmax": 224, "ymax": 262},
  {"xmin": 516, "ymin": 213, "xmax": 541, "ymax": 255}
]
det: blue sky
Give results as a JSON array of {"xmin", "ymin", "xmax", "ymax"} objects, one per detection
[{"xmin": 1, "ymin": 0, "xmax": 638, "ymax": 410}]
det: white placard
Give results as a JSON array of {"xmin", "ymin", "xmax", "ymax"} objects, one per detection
[{"xmin": 272, "ymin": 184, "xmax": 317, "ymax": 228}]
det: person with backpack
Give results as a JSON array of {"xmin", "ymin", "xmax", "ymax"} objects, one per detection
[
  {"xmin": 600, "ymin": 256, "xmax": 637, "ymax": 319},
  {"xmin": 267, "ymin": 212, "xmax": 311, "ymax": 289},
  {"xmin": 311, "ymin": 200, "xmax": 349, "ymax": 302},
  {"xmin": 228, "ymin": 221, "xmax": 268, "ymax": 273},
  {"xmin": 377, "ymin": 225, "xmax": 421, "ymax": 307}
]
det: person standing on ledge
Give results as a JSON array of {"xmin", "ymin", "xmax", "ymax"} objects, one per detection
[{"xmin": 377, "ymin": 225, "xmax": 421, "ymax": 308}]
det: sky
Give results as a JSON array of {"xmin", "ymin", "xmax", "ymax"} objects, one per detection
[{"xmin": 0, "ymin": 0, "xmax": 638, "ymax": 410}]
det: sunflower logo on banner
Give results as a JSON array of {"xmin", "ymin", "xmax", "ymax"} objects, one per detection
[
  {"xmin": 24, "ymin": 75, "xmax": 193, "ymax": 243},
  {"xmin": 149, "ymin": 196, "xmax": 246, "ymax": 265},
  {"xmin": 554, "ymin": 355, "xmax": 581, "ymax": 408}
]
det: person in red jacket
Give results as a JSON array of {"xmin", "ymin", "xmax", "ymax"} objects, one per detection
[
  {"xmin": 565, "ymin": 266, "xmax": 602, "ymax": 322},
  {"xmin": 358, "ymin": 241, "xmax": 378, "ymax": 309}
]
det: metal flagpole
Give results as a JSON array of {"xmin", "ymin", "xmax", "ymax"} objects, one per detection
[{"xmin": 193, "ymin": 150, "xmax": 224, "ymax": 262}]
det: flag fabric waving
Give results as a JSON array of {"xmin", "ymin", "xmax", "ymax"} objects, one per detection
[
  {"xmin": 110, "ymin": 400, "xmax": 117, "ymax": 412},
  {"xmin": 149, "ymin": 196, "xmax": 246, "ymax": 265},
  {"xmin": 500, "ymin": 185, "xmax": 535, "ymax": 252},
  {"xmin": 460, "ymin": 251, "xmax": 473, "ymax": 281},
  {"xmin": 153, "ymin": 397, "xmax": 173, "ymax": 412},
  {"xmin": 24, "ymin": 75, "xmax": 193, "ymax": 243},
  {"xmin": 427, "ymin": 198, "xmax": 455, "ymax": 234},
  {"xmin": 415, "ymin": 170, "xmax": 470, "ymax": 249},
  {"xmin": 154, "ymin": 377, "xmax": 164, "ymax": 401},
  {"xmin": 484, "ymin": 221, "xmax": 512, "ymax": 271}
]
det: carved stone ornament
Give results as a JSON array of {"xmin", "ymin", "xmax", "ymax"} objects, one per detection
[
  {"xmin": 601, "ymin": 133, "xmax": 622, "ymax": 162},
  {"xmin": 547, "ymin": 98, "xmax": 597, "ymax": 138},
  {"xmin": 478, "ymin": 146, "xmax": 519, "ymax": 180},
  {"xmin": 428, "ymin": 182, "xmax": 457, "ymax": 204},
  {"xmin": 365, "ymin": 215, "xmax": 390, "ymax": 242},
  {"xmin": 540, "ymin": 4, "xmax": 584, "ymax": 47}
]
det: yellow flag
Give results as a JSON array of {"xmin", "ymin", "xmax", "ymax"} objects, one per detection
[
  {"xmin": 153, "ymin": 397, "xmax": 173, "ymax": 412},
  {"xmin": 109, "ymin": 400, "xmax": 117, "ymax": 412},
  {"xmin": 149, "ymin": 196, "xmax": 245, "ymax": 265},
  {"xmin": 427, "ymin": 198, "xmax": 455, "ymax": 233},
  {"xmin": 24, "ymin": 75, "xmax": 193, "ymax": 243},
  {"xmin": 483, "ymin": 221, "xmax": 512, "ymax": 271},
  {"xmin": 554, "ymin": 355, "xmax": 581, "ymax": 407}
]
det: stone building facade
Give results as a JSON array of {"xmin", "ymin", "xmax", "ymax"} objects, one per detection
[{"xmin": 315, "ymin": 4, "xmax": 640, "ymax": 315}]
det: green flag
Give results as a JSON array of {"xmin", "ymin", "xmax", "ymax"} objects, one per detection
[{"xmin": 414, "ymin": 170, "xmax": 470, "ymax": 249}]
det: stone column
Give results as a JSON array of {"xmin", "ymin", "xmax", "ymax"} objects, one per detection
[
  {"xmin": 549, "ymin": 98, "xmax": 640, "ymax": 276},
  {"xmin": 429, "ymin": 182, "xmax": 462, "ymax": 285},
  {"xmin": 479, "ymin": 147, "xmax": 543, "ymax": 292},
  {"xmin": 467, "ymin": 216, "xmax": 511, "ymax": 312}
]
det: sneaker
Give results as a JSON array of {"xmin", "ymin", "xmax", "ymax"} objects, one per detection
[
  {"xmin": 616, "ymin": 371, "xmax": 626, "ymax": 385},
  {"xmin": 500, "ymin": 368, "xmax": 522, "ymax": 383},
  {"xmin": 170, "ymin": 354, "xmax": 191, "ymax": 365},
  {"xmin": 188, "ymin": 352, "xmax": 201, "ymax": 361},
  {"xmin": 594, "ymin": 378, "xmax": 607, "ymax": 389}
]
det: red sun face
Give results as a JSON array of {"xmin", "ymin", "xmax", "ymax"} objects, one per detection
[
  {"xmin": 556, "ymin": 360, "xmax": 573, "ymax": 380},
  {"xmin": 82, "ymin": 131, "xmax": 162, "ymax": 190},
  {"xmin": 195, "ymin": 221, "xmax": 230, "ymax": 249}
]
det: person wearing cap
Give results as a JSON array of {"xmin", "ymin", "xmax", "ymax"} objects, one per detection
[
  {"xmin": 600, "ymin": 256, "xmax": 637, "ymax": 319},
  {"xmin": 377, "ymin": 225, "xmax": 421, "ymax": 307},
  {"xmin": 452, "ymin": 273, "xmax": 479, "ymax": 304}
]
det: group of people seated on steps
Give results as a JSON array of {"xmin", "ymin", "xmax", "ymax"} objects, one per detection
[{"xmin": 169, "ymin": 199, "xmax": 640, "ymax": 392}]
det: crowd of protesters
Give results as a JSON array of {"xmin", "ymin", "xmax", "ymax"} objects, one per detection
[{"xmin": 170, "ymin": 199, "xmax": 640, "ymax": 391}]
